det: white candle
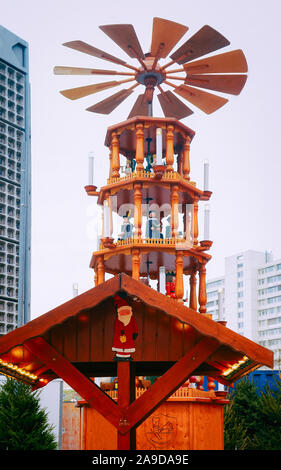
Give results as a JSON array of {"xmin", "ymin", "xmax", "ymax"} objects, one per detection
[
  {"xmin": 156, "ymin": 128, "xmax": 163, "ymax": 165},
  {"xmin": 88, "ymin": 151, "xmax": 94, "ymax": 185},
  {"xmin": 96, "ymin": 231, "xmax": 101, "ymax": 250},
  {"xmin": 104, "ymin": 201, "xmax": 110, "ymax": 237},
  {"xmin": 204, "ymin": 159, "xmax": 209, "ymax": 191},
  {"xmin": 159, "ymin": 266, "xmax": 166, "ymax": 294},
  {"xmin": 72, "ymin": 283, "xmax": 78, "ymax": 297},
  {"xmin": 204, "ymin": 204, "xmax": 210, "ymax": 240}
]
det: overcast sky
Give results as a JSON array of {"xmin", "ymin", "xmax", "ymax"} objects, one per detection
[{"xmin": 1, "ymin": 0, "xmax": 281, "ymax": 318}]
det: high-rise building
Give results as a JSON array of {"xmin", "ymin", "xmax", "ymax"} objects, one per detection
[
  {"xmin": 0, "ymin": 25, "xmax": 31, "ymax": 335},
  {"xmin": 206, "ymin": 250, "xmax": 281, "ymax": 369}
]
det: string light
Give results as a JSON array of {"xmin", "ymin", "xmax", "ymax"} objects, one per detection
[
  {"xmin": 222, "ymin": 356, "xmax": 249, "ymax": 377},
  {"xmin": 0, "ymin": 358, "xmax": 38, "ymax": 382}
]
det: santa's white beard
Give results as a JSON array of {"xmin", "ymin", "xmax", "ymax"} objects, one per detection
[{"xmin": 118, "ymin": 313, "xmax": 132, "ymax": 326}]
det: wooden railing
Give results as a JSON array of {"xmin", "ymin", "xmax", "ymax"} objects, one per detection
[
  {"xmin": 107, "ymin": 170, "xmax": 196, "ymax": 186},
  {"xmin": 116, "ymin": 237, "xmax": 190, "ymax": 247},
  {"xmin": 106, "ymin": 386, "xmax": 192, "ymax": 401}
]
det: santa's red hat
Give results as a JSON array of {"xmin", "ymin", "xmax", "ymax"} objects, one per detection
[{"xmin": 114, "ymin": 294, "xmax": 132, "ymax": 313}]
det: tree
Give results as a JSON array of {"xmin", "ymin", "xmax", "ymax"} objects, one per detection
[
  {"xmin": 224, "ymin": 376, "xmax": 281, "ymax": 450},
  {"xmin": 255, "ymin": 378, "xmax": 281, "ymax": 450},
  {"xmin": 0, "ymin": 377, "xmax": 57, "ymax": 450}
]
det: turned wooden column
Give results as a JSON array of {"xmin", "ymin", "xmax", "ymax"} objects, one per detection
[
  {"xmin": 132, "ymin": 248, "xmax": 140, "ymax": 280},
  {"xmin": 206, "ymin": 377, "xmax": 216, "ymax": 392},
  {"xmin": 94, "ymin": 267, "xmax": 98, "ymax": 287},
  {"xmin": 111, "ymin": 132, "xmax": 120, "ymax": 178},
  {"xmin": 133, "ymin": 183, "xmax": 142, "ymax": 238},
  {"xmin": 189, "ymin": 270, "xmax": 197, "ymax": 310},
  {"xmin": 171, "ymin": 184, "xmax": 179, "ymax": 238},
  {"xmin": 166, "ymin": 124, "xmax": 174, "ymax": 172},
  {"xmin": 198, "ymin": 262, "xmax": 207, "ymax": 314},
  {"xmin": 109, "ymin": 146, "xmax": 113, "ymax": 178},
  {"xmin": 177, "ymin": 148, "xmax": 183, "ymax": 175},
  {"xmin": 183, "ymin": 135, "xmax": 191, "ymax": 180},
  {"xmin": 175, "ymin": 251, "xmax": 184, "ymax": 302},
  {"xmin": 193, "ymin": 197, "xmax": 199, "ymax": 246},
  {"xmin": 96, "ymin": 255, "xmax": 105, "ymax": 285},
  {"xmin": 135, "ymin": 123, "xmax": 144, "ymax": 171}
]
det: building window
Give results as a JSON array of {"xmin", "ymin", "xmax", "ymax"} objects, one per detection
[
  {"xmin": 237, "ymin": 271, "xmax": 243, "ymax": 278},
  {"xmin": 238, "ymin": 281, "xmax": 243, "ymax": 288},
  {"xmin": 238, "ymin": 302, "xmax": 244, "ymax": 309},
  {"xmin": 238, "ymin": 322, "xmax": 244, "ymax": 329},
  {"xmin": 237, "ymin": 263, "xmax": 243, "ymax": 268},
  {"xmin": 238, "ymin": 291, "xmax": 243, "ymax": 298}
]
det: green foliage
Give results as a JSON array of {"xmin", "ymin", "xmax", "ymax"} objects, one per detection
[
  {"xmin": 0, "ymin": 377, "xmax": 57, "ymax": 450},
  {"xmin": 224, "ymin": 375, "xmax": 281, "ymax": 450}
]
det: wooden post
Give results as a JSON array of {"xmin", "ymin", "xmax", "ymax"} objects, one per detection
[
  {"xmin": 132, "ymin": 248, "xmax": 140, "ymax": 280},
  {"xmin": 133, "ymin": 183, "xmax": 142, "ymax": 238},
  {"xmin": 94, "ymin": 267, "xmax": 98, "ymax": 287},
  {"xmin": 109, "ymin": 146, "xmax": 113, "ymax": 178},
  {"xmin": 111, "ymin": 132, "xmax": 120, "ymax": 178},
  {"xmin": 183, "ymin": 135, "xmax": 191, "ymax": 180},
  {"xmin": 193, "ymin": 198, "xmax": 199, "ymax": 246},
  {"xmin": 207, "ymin": 377, "xmax": 216, "ymax": 392},
  {"xmin": 189, "ymin": 270, "xmax": 197, "ymax": 310},
  {"xmin": 198, "ymin": 262, "xmax": 207, "ymax": 314},
  {"xmin": 175, "ymin": 251, "xmax": 184, "ymax": 302},
  {"xmin": 135, "ymin": 123, "xmax": 144, "ymax": 171},
  {"xmin": 177, "ymin": 148, "xmax": 183, "ymax": 175},
  {"xmin": 117, "ymin": 361, "xmax": 136, "ymax": 450},
  {"xmin": 171, "ymin": 184, "xmax": 179, "ymax": 238},
  {"xmin": 96, "ymin": 255, "xmax": 105, "ymax": 285},
  {"xmin": 166, "ymin": 124, "xmax": 174, "ymax": 172}
]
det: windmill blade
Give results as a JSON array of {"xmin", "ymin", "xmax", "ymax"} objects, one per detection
[
  {"xmin": 86, "ymin": 85, "xmax": 138, "ymax": 114},
  {"xmin": 60, "ymin": 78, "xmax": 135, "ymax": 100},
  {"xmin": 171, "ymin": 83, "xmax": 228, "ymax": 114},
  {"xmin": 63, "ymin": 40, "xmax": 137, "ymax": 71},
  {"xmin": 54, "ymin": 66, "xmax": 134, "ymax": 76},
  {"xmin": 150, "ymin": 17, "xmax": 188, "ymax": 58},
  {"xmin": 158, "ymin": 90, "xmax": 193, "ymax": 119},
  {"xmin": 99, "ymin": 24, "xmax": 144, "ymax": 59},
  {"xmin": 127, "ymin": 94, "xmax": 150, "ymax": 119},
  {"xmin": 185, "ymin": 74, "xmax": 247, "ymax": 95},
  {"xmin": 170, "ymin": 25, "xmax": 230, "ymax": 65},
  {"xmin": 184, "ymin": 49, "xmax": 248, "ymax": 74}
]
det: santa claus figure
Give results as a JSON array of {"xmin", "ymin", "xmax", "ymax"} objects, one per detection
[{"xmin": 112, "ymin": 294, "xmax": 138, "ymax": 361}]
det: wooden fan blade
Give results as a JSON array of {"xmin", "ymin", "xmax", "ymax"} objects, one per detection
[
  {"xmin": 99, "ymin": 24, "xmax": 144, "ymax": 59},
  {"xmin": 150, "ymin": 17, "xmax": 188, "ymax": 58},
  {"xmin": 60, "ymin": 80, "xmax": 128, "ymax": 100},
  {"xmin": 127, "ymin": 94, "xmax": 150, "ymax": 119},
  {"xmin": 63, "ymin": 40, "xmax": 127, "ymax": 66},
  {"xmin": 170, "ymin": 25, "xmax": 230, "ymax": 64},
  {"xmin": 158, "ymin": 90, "xmax": 193, "ymax": 119},
  {"xmin": 86, "ymin": 88, "xmax": 134, "ymax": 114},
  {"xmin": 173, "ymin": 84, "xmax": 228, "ymax": 114},
  {"xmin": 184, "ymin": 49, "xmax": 248, "ymax": 74},
  {"xmin": 185, "ymin": 74, "xmax": 247, "ymax": 95},
  {"xmin": 54, "ymin": 66, "xmax": 133, "ymax": 76}
]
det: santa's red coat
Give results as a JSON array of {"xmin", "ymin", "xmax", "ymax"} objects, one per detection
[{"xmin": 112, "ymin": 315, "xmax": 138, "ymax": 353}]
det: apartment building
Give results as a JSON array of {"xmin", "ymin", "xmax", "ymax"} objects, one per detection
[
  {"xmin": 0, "ymin": 25, "xmax": 31, "ymax": 335},
  {"xmin": 206, "ymin": 250, "xmax": 281, "ymax": 369}
]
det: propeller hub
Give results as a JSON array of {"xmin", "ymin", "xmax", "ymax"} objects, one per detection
[{"xmin": 135, "ymin": 70, "xmax": 165, "ymax": 87}]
